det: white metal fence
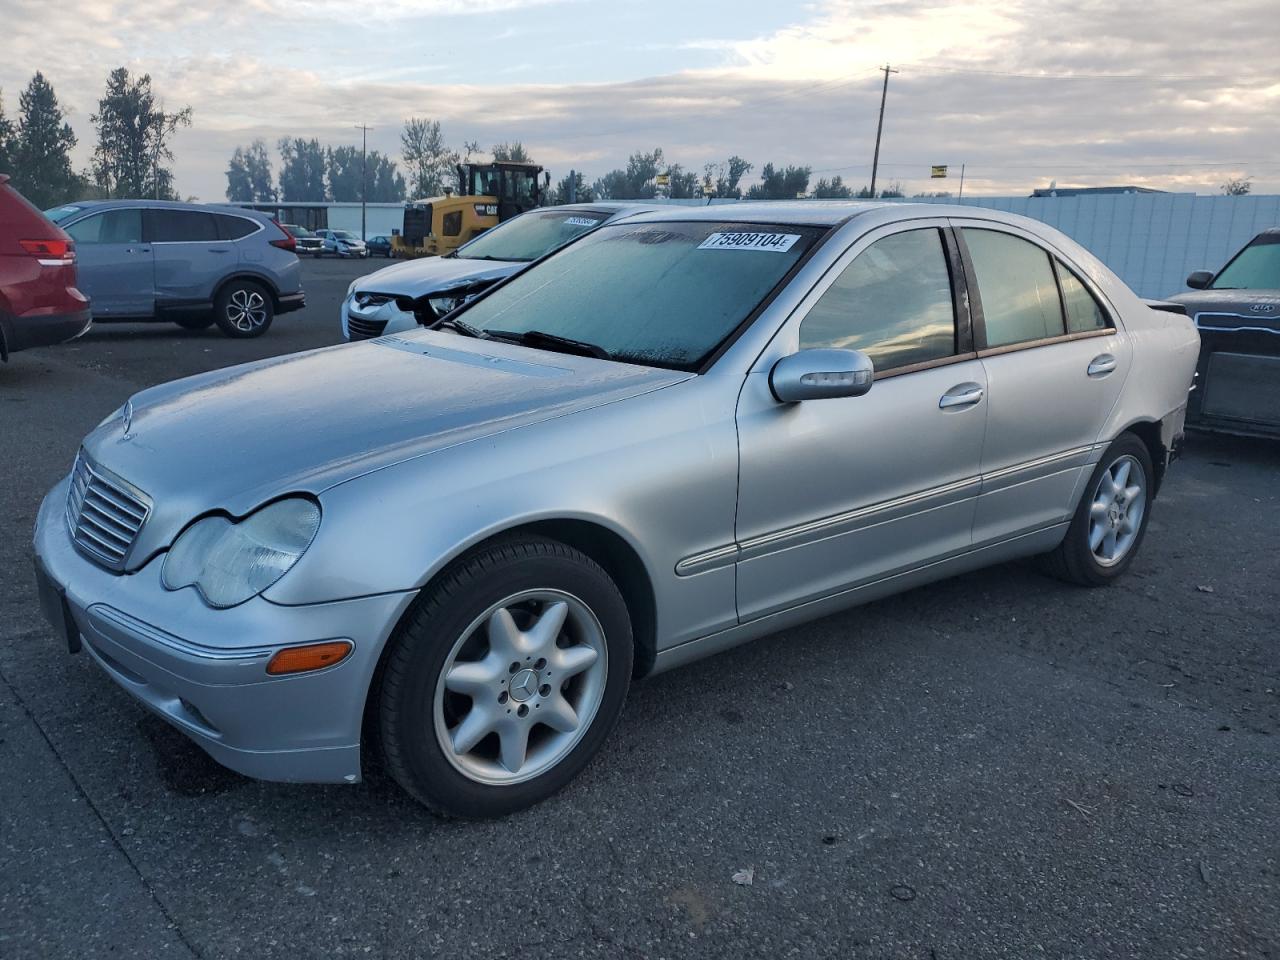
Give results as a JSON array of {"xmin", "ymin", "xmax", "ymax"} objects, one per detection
[{"xmin": 651, "ymin": 194, "xmax": 1280, "ymax": 299}]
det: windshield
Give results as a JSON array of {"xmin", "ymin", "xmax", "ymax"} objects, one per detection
[
  {"xmin": 1213, "ymin": 234, "xmax": 1280, "ymax": 290},
  {"xmin": 457, "ymin": 210, "xmax": 611, "ymax": 263},
  {"xmin": 457, "ymin": 220, "xmax": 821, "ymax": 370},
  {"xmin": 283, "ymin": 224, "xmax": 314, "ymax": 238},
  {"xmin": 334, "ymin": 231, "xmax": 359, "ymax": 241},
  {"xmin": 44, "ymin": 205, "xmax": 84, "ymax": 224}
]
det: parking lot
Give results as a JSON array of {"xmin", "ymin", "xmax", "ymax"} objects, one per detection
[{"xmin": 1, "ymin": 257, "xmax": 1277, "ymax": 959}]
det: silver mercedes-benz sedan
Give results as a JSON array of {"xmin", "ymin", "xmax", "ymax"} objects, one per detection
[{"xmin": 33, "ymin": 202, "xmax": 1199, "ymax": 818}]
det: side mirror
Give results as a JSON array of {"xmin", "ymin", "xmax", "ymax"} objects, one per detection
[
  {"xmin": 770, "ymin": 348, "xmax": 874, "ymax": 403},
  {"xmin": 1186, "ymin": 270, "xmax": 1213, "ymax": 290}
]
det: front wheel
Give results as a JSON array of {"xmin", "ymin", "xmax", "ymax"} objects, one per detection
[
  {"xmin": 378, "ymin": 537, "xmax": 633, "ymax": 818},
  {"xmin": 213, "ymin": 280, "xmax": 274, "ymax": 338},
  {"xmin": 1041, "ymin": 433, "xmax": 1154, "ymax": 586}
]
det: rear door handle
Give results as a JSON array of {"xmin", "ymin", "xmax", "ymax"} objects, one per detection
[
  {"xmin": 939, "ymin": 383, "xmax": 985, "ymax": 409},
  {"xmin": 1087, "ymin": 354, "xmax": 1117, "ymax": 377}
]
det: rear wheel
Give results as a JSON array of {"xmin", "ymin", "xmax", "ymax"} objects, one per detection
[
  {"xmin": 378, "ymin": 537, "xmax": 633, "ymax": 818},
  {"xmin": 1041, "ymin": 433, "xmax": 1154, "ymax": 586},
  {"xmin": 213, "ymin": 280, "xmax": 274, "ymax": 338}
]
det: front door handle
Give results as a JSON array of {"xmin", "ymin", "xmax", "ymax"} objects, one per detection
[
  {"xmin": 1088, "ymin": 354, "xmax": 1117, "ymax": 377},
  {"xmin": 939, "ymin": 383, "xmax": 985, "ymax": 409}
]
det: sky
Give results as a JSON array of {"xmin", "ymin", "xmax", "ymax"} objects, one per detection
[{"xmin": 3, "ymin": 0, "xmax": 1279, "ymax": 201}]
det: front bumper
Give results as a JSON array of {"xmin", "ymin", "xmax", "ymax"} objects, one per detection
[
  {"xmin": 33, "ymin": 478, "xmax": 417, "ymax": 784},
  {"xmin": 340, "ymin": 294, "xmax": 419, "ymax": 341}
]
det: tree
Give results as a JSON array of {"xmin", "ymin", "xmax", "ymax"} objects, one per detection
[
  {"xmin": 327, "ymin": 145, "xmax": 363, "ymax": 202},
  {"xmin": 225, "ymin": 139, "xmax": 275, "ymax": 202},
  {"xmin": 746, "ymin": 163, "xmax": 811, "ymax": 200},
  {"xmin": 912, "ymin": 190, "xmax": 952, "ymax": 198},
  {"xmin": 880, "ymin": 180, "xmax": 905, "ymax": 199},
  {"xmin": 0, "ymin": 91, "xmax": 14, "ymax": 176},
  {"xmin": 91, "ymin": 68, "xmax": 192, "ymax": 199},
  {"xmin": 1221, "ymin": 177, "xmax": 1252, "ymax": 196},
  {"xmin": 812, "ymin": 175, "xmax": 853, "ymax": 199},
  {"xmin": 401, "ymin": 117, "xmax": 458, "ymax": 198},
  {"xmin": 11, "ymin": 73, "xmax": 80, "ymax": 207},
  {"xmin": 594, "ymin": 147, "xmax": 665, "ymax": 199},
  {"xmin": 492, "ymin": 141, "xmax": 532, "ymax": 163},
  {"xmin": 701, "ymin": 156, "xmax": 752, "ymax": 199},
  {"xmin": 662, "ymin": 163, "xmax": 699, "ymax": 199},
  {"xmin": 545, "ymin": 170, "xmax": 594, "ymax": 205},
  {"xmin": 277, "ymin": 137, "xmax": 326, "ymax": 201},
  {"xmin": 367, "ymin": 151, "xmax": 406, "ymax": 202}
]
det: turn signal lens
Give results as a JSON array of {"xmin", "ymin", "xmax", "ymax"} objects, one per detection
[{"xmin": 266, "ymin": 640, "xmax": 353, "ymax": 676}]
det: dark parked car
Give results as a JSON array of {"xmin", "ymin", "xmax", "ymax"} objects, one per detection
[
  {"xmin": 44, "ymin": 200, "xmax": 305, "ymax": 338},
  {"xmin": 366, "ymin": 235, "xmax": 393, "ymax": 258},
  {"xmin": 1167, "ymin": 229, "xmax": 1280, "ymax": 438},
  {"xmin": 0, "ymin": 175, "xmax": 91, "ymax": 360},
  {"xmin": 281, "ymin": 223, "xmax": 324, "ymax": 258}
]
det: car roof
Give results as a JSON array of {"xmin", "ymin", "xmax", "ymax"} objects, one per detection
[
  {"xmin": 53, "ymin": 199, "xmax": 274, "ymax": 221},
  {"xmin": 619, "ymin": 200, "xmax": 894, "ymax": 227}
]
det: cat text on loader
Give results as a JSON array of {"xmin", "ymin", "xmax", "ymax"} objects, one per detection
[{"xmin": 392, "ymin": 161, "xmax": 550, "ymax": 258}]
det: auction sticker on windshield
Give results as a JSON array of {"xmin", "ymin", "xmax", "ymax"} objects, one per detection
[
  {"xmin": 698, "ymin": 232, "xmax": 801, "ymax": 253},
  {"xmin": 564, "ymin": 216, "xmax": 603, "ymax": 227}
]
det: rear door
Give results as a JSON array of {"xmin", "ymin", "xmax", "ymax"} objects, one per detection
[
  {"xmin": 64, "ymin": 208, "xmax": 153, "ymax": 316},
  {"xmin": 145, "ymin": 208, "xmax": 234, "ymax": 306},
  {"xmin": 952, "ymin": 221, "xmax": 1131, "ymax": 545}
]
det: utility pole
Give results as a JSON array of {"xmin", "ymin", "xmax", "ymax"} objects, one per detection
[
  {"xmin": 354, "ymin": 123, "xmax": 372, "ymax": 240},
  {"xmin": 869, "ymin": 64, "xmax": 898, "ymax": 199},
  {"xmin": 958, "ymin": 163, "xmax": 966, "ymax": 200}
]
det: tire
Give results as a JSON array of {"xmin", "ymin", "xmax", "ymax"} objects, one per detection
[
  {"xmin": 213, "ymin": 280, "xmax": 274, "ymax": 338},
  {"xmin": 1040, "ymin": 432, "xmax": 1155, "ymax": 586},
  {"xmin": 172, "ymin": 315, "xmax": 214, "ymax": 330},
  {"xmin": 378, "ymin": 536, "xmax": 633, "ymax": 818}
]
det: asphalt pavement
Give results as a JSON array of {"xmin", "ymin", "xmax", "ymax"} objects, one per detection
[{"xmin": 1, "ymin": 258, "xmax": 1277, "ymax": 959}]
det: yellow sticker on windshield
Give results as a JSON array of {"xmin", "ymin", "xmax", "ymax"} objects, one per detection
[{"xmin": 698, "ymin": 232, "xmax": 801, "ymax": 252}]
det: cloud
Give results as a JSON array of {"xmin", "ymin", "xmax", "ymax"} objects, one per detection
[{"xmin": 2, "ymin": 0, "xmax": 1277, "ymax": 200}]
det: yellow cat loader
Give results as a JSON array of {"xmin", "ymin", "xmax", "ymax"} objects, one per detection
[{"xmin": 392, "ymin": 161, "xmax": 549, "ymax": 258}]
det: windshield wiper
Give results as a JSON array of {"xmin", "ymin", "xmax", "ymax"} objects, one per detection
[
  {"xmin": 485, "ymin": 328, "xmax": 613, "ymax": 361},
  {"xmin": 434, "ymin": 315, "xmax": 484, "ymax": 338}
]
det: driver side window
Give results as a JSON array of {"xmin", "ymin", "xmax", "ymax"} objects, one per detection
[{"xmin": 799, "ymin": 228, "xmax": 958, "ymax": 373}]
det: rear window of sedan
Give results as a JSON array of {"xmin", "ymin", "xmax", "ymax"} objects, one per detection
[{"xmin": 458, "ymin": 220, "xmax": 822, "ymax": 371}]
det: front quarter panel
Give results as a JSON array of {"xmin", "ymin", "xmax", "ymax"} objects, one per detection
[{"xmin": 264, "ymin": 373, "xmax": 745, "ymax": 651}]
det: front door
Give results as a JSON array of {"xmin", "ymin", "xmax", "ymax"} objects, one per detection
[
  {"xmin": 735, "ymin": 222, "xmax": 988, "ymax": 621},
  {"xmin": 952, "ymin": 222, "xmax": 1132, "ymax": 545},
  {"xmin": 64, "ymin": 208, "xmax": 153, "ymax": 316}
]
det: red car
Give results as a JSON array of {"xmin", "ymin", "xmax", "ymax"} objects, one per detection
[{"xmin": 0, "ymin": 174, "xmax": 91, "ymax": 360}]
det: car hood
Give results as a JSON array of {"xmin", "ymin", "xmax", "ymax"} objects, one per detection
[
  {"xmin": 1165, "ymin": 289, "xmax": 1280, "ymax": 331},
  {"xmin": 82, "ymin": 331, "xmax": 691, "ymax": 568},
  {"xmin": 353, "ymin": 256, "xmax": 521, "ymax": 299}
]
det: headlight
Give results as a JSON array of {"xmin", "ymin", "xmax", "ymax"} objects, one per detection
[
  {"xmin": 162, "ymin": 498, "xmax": 321, "ymax": 608},
  {"xmin": 428, "ymin": 295, "xmax": 462, "ymax": 315}
]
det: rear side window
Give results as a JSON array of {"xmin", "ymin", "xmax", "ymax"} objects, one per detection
[
  {"xmin": 963, "ymin": 229, "xmax": 1065, "ymax": 348},
  {"xmin": 800, "ymin": 228, "xmax": 956, "ymax": 372},
  {"xmin": 146, "ymin": 209, "xmax": 219, "ymax": 243},
  {"xmin": 214, "ymin": 214, "xmax": 259, "ymax": 240},
  {"xmin": 65, "ymin": 209, "xmax": 142, "ymax": 244},
  {"xmin": 1057, "ymin": 262, "xmax": 1111, "ymax": 333}
]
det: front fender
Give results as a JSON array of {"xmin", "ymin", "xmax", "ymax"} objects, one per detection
[{"xmin": 263, "ymin": 374, "xmax": 744, "ymax": 652}]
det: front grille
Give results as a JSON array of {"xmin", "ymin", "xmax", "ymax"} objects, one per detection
[
  {"xmin": 65, "ymin": 452, "xmax": 151, "ymax": 571},
  {"xmin": 347, "ymin": 314, "xmax": 389, "ymax": 340}
]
